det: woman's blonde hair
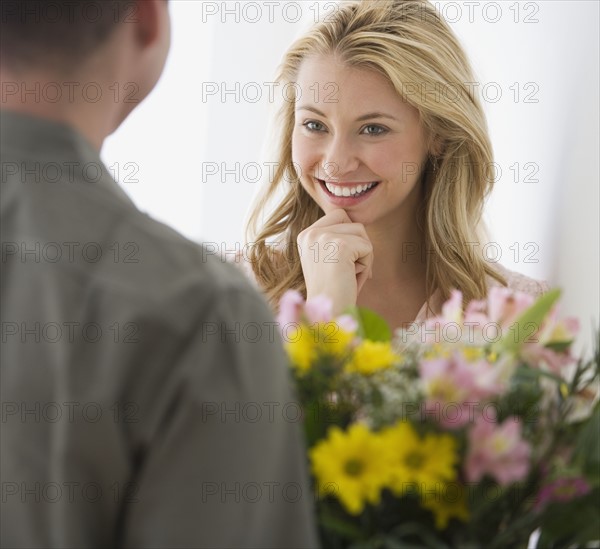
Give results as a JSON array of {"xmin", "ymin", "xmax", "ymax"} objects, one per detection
[{"xmin": 246, "ymin": 0, "xmax": 505, "ymax": 310}]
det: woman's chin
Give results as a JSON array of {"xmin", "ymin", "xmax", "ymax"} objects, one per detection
[{"xmin": 319, "ymin": 204, "xmax": 373, "ymax": 225}]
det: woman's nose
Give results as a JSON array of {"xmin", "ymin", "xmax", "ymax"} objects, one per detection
[{"xmin": 321, "ymin": 136, "xmax": 360, "ymax": 180}]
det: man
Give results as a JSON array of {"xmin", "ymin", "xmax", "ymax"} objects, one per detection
[{"xmin": 0, "ymin": 1, "xmax": 318, "ymax": 546}]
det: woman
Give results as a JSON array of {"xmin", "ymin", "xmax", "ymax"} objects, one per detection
[{"xmin": 245, "ymin": 0, "xmax": 548, "ymax": 330}]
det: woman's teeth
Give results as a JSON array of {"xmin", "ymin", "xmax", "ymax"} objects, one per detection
[{"xmin": 323, "ymin": 181, "xmax": 378, "ymax": 197}]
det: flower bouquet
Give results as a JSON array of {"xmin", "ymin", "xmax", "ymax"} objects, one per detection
[{"xmin": 277, "ymin": 288, "xmax": 599, "ymax": 548}]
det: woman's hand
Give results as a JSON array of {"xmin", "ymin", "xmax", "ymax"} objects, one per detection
[{"xmin": 297, "ymin": 209, "xmax": 373, "ymax": 314}]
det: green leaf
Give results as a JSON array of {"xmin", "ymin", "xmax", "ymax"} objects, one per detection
[
  {"xmin": 545, "ymin": 339, "xmax": 574, "ymax": 353},
  {"xmin": 356, "ymin": 307, "xmax": 392, "ymax": 342},
  {"xmin": 319, "ymin": 505, "xmax": 365, "ymax": 540},
  {"xmin": 536, "ymin": 490, "xmax": 600, "ymax": 547},
  {"xmin": 573, "ymin": 402, "xmax": 600, "ymax": 481},
  {"xmin": 386, "ymin": 523, "xmax": 451, "ymax": 549},
  {"xmin": 496, "ymin": 288, "xmax": 562, "ymax": 354},
  {"xmin": 512, "ymin": 365, "xmax": 564, "ymax": 384}
]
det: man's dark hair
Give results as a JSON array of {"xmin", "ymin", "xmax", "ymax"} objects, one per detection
[{"xmin": 1, "ymin": 1, "xmax": 131, "ymax": 71}]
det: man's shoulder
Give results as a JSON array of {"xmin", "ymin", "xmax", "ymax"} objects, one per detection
[
  {"xmin": 4, "ymin": 177, "xmax": 266, "ymax": 331},
  {"xmin": 102, "ymin": 208, "xmax": 264, "ymax": 314}
]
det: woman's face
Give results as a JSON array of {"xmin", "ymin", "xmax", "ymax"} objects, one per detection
[{"xmin": 292, "ymin": 55, "xmax": 432, "ymax": 229}]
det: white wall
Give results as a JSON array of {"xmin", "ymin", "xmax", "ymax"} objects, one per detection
[
  {"xmin": 102, "ymin": 0, "xmax": 599, "ymax": 351},
  {"xmin": 102, "ymin": 0, "xmax": 315, "ymax": 244}
]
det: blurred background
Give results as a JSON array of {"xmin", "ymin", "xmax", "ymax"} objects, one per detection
[{"xmin": 101, "ymin": 0, "xmax": 599, "ymax": 354}]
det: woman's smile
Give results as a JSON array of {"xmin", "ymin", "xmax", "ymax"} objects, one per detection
[{"xmin": 316, "ymin": 177, "xmax": 381, "ymax": 206}]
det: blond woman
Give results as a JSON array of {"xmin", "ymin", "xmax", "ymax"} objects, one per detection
[{"xmin": 246, "ymin": 0, "xmax": 548, "ymax": 329}]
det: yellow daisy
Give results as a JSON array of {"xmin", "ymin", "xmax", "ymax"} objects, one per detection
[
  {"xmin": 285, "ymin": 323, "xmax": 316, "ymax": 373},
  {"xmin": 316, "ymin": 322, "xmax": 355, "ymax": 358},
  {"xmin": 382, "ymin": 422, "xmax": 458, "ymax": 495},
  {"xmin": 310, "ymin": 424, "xmax": 391, "ymax": 515},
  {"xmin": 345, "ymin": 340, "xmax": 400, "ymax": 375}
]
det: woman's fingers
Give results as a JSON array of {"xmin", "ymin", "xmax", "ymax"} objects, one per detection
[
  {"xmin": 297, "ymin": 209, "xmax": 374, "ymax": 314},
  {"xmin": 308, "ymin": 208, "xmax": 353, "ymax": 228}
]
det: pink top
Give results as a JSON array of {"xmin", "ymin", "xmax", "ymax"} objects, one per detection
[{"xmin": 413, "ymin": 263, "xmax": 550, "ymax": 322}]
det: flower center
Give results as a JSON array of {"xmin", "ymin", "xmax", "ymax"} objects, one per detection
[
  {"xmin": 344, "ymin": 459, "xmax": 364, "ymax": 477},
  {"xmin": 429, "ymin": 379, "xmax": 460, "ymax": 402},
  {"xmin": 554, "ymin": 484, "xmax": 577, "ymax": 499},
  {"xmin": 492, "ymin": 436, "xmax": 509, "ymax": 454},
  {"xmin": 405, "ymin": 451, "xmax": 425, "ymax": 470}
]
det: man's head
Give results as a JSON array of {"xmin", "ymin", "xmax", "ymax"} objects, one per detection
[
  {"xmin": 1, "ymin": 1, "xmax": 171, "ymax": 142},
  {"xmin": 2, "ymin": 1, "xmax": 117, "ymax": 71}
]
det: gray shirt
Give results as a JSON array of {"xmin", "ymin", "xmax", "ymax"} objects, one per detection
[{"xmin": 0, "ymin": 111, "xmax": 319, "ymax": 548}]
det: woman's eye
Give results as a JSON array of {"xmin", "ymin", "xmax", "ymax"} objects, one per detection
[
  {"xmin": 303, "ymin": 120, "xmax": 326, "ymax": 132},
  {"xmin": 362, "ymin": 124, "xmax": 388, "ymax": 136}
]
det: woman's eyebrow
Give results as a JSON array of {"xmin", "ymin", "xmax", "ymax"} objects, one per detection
[
  {"xmin": 355, "ymin": 112, "xmax": 398, "ymax": 122},
  {"xmin": 295, "ymin": 106, "xmax": 327, "ymax": 116},
  {"xmin": 296, "ymin": 105, "xmax": 398, "ymax": 122}
]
